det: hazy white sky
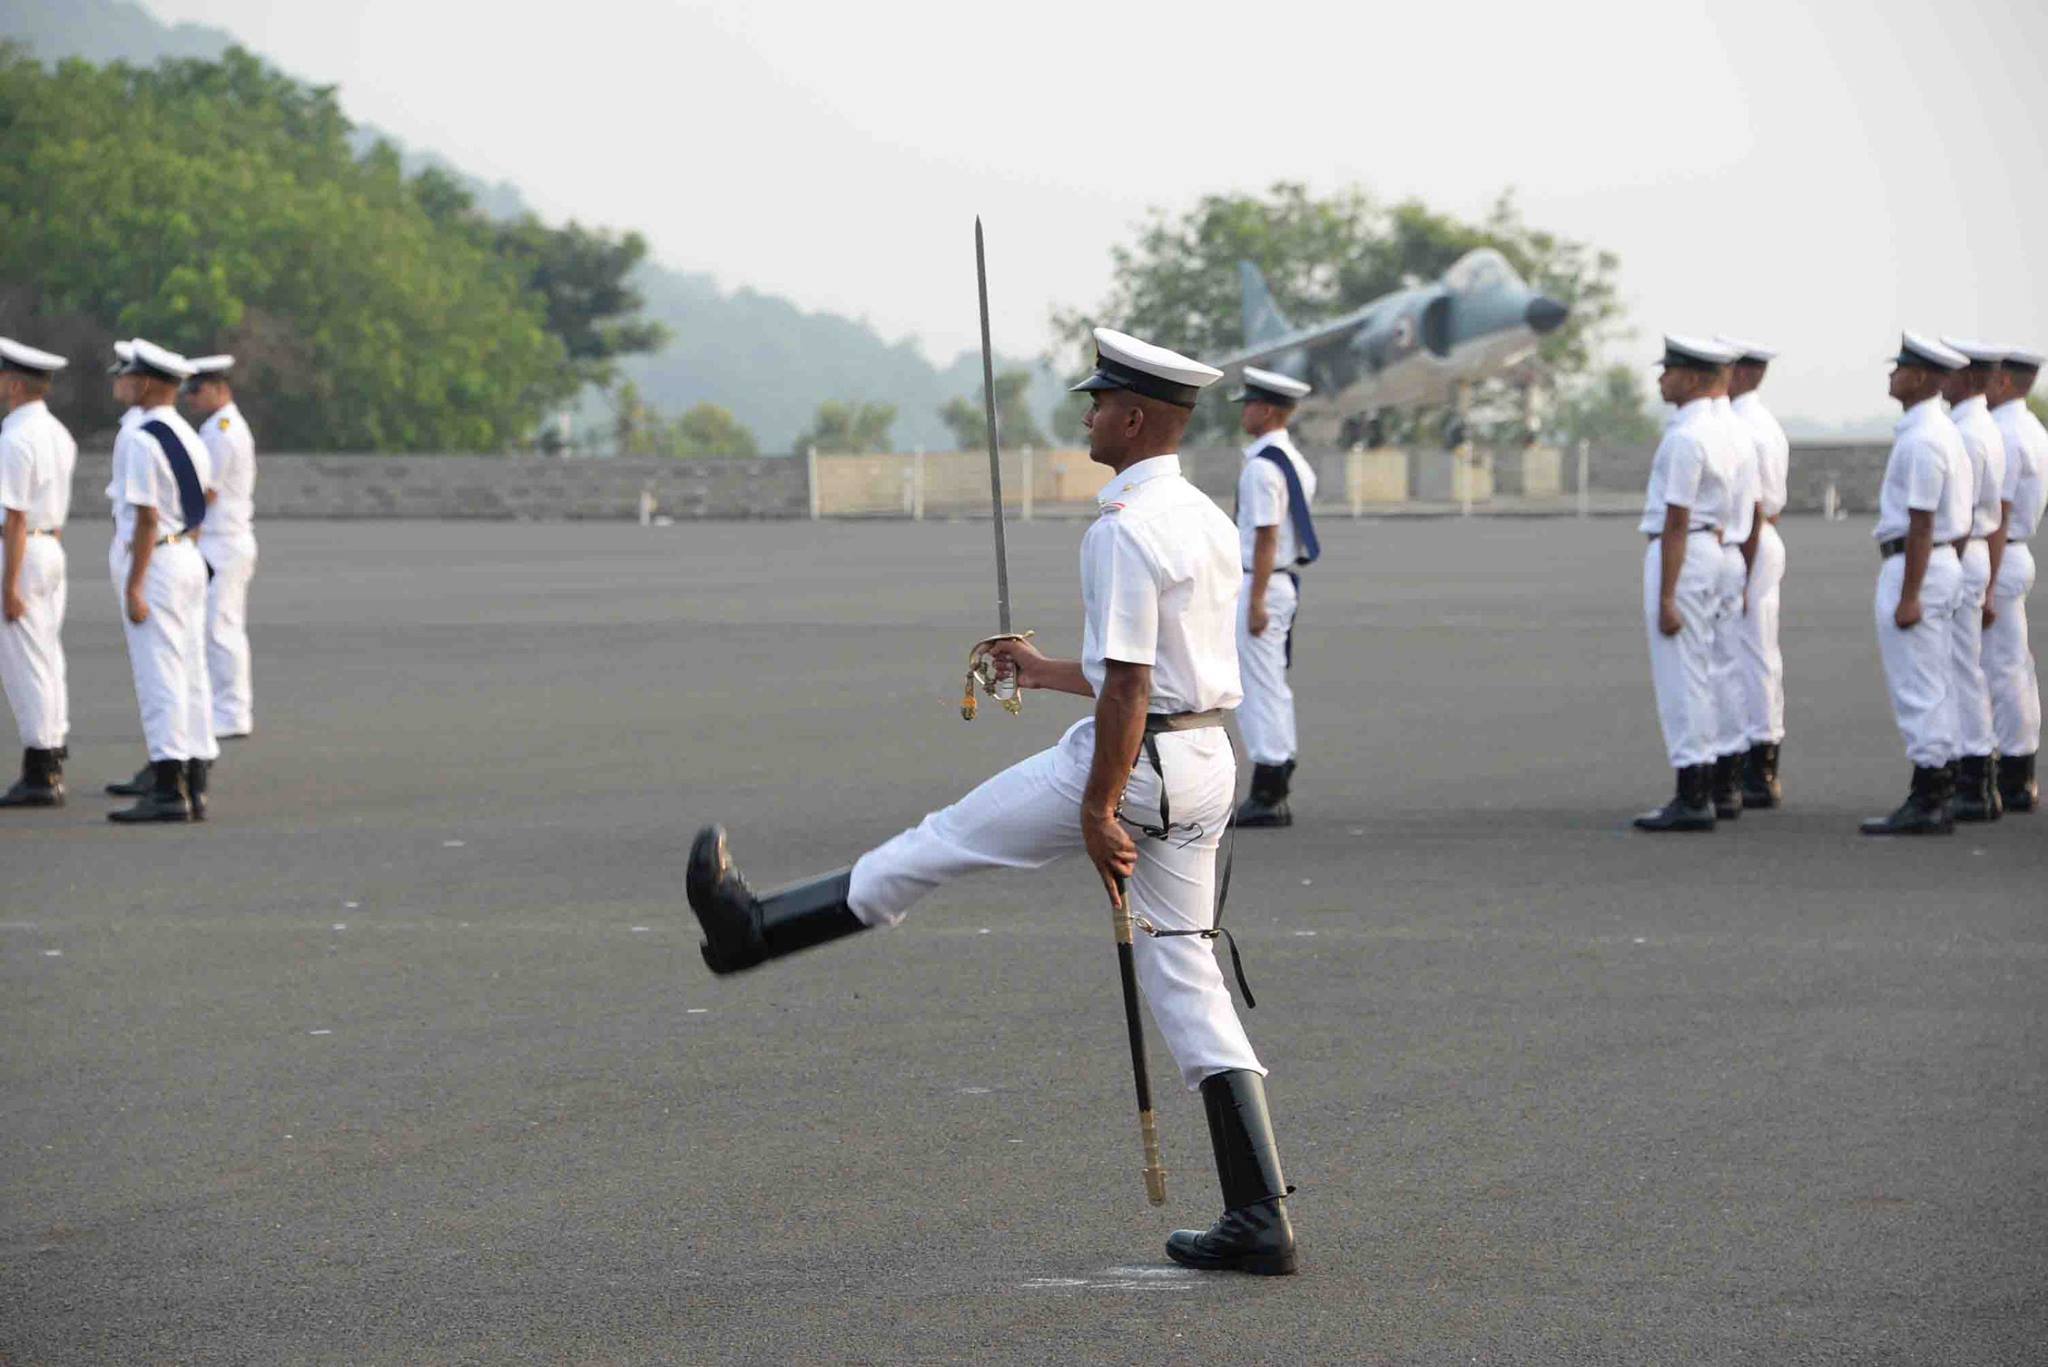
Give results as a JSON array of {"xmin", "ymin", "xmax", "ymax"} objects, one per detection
[{"xmin": 146, "ymin": 0, "xmax": 2047, "ymax": 424}]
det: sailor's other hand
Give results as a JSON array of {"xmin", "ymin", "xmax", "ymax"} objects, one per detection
[
  {"xmin": 1894, "ymin": 594, "xmax": 1922, "ymax": 630},
  {"xmin": 1248, "ymin": 600, "xmax": 1270, "ymax": 638},
  {"xmin": 1983, "ymin": 601, "xmax": 1999, "ymax": 630},
  {"xmin": 1658, "ymin": 597, "xmax": 1682, "ymax": 637},
  {"xmin": 2, "ymin": 587, "xmax": 23, "ymax": 623},
  {"xmin": 988, "ymin": 635, "xmax": 1048, "ymax": 690},
  {"xmin": 1082, "ymin": 805, "xmax": 1137, "ymax": 903},
  {"xmin": 125, "ymin": 587, "xmax": 150, "ymax": 625}
]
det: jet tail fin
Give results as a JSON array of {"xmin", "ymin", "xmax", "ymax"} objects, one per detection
[{"xmin": 1238, "ymin": 261, "xmax": 1293, "ymax": 347}]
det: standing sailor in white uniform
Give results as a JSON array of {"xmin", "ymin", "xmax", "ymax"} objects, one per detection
[
  {"xmin": 1986, "ymin": 344, "xmax": 2047, "ymax": 811},
  {"xmin": 183, "ymin": 355, "xmax": 258, "ymax": 740},
  {"xmin": 1938, "ymin": 337, "xmax": 2009, "ymax": 820},
  {"xmin": 1707, "ymin": 374, "xmax": 1759, "ymax": 821},
  {"xmin": 106, "ymin": 339, "xmax": 218, "ymax": 824},
  {"xmin": 1635, "ymin": 336, "xmax": 1739, "ymax": 832},
  {"xmin": 1861, "ymin": 334, "xmax": 1973, "ymax": 836},
  {"xmin": 684, "ymin": 328, "xmax": 1299, "ymax": 1276},
  {"xmin": 1229, "ymin": 366, "xmax": 1317, "ymax": 828},
  {"xmin": 0, "ymin": 339, "xmax": 78, "ymax": 808},
  {"xmin": 1716, "ymin": 337, "xmax": 1791, "ymax": 808}
]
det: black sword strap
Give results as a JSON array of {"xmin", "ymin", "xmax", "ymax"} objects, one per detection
[{"xmin": 1122, "ymin": 729, "xmax": 1255, "ymax": 1009}]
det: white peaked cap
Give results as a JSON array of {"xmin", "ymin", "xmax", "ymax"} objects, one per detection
[
  {"xmin": 1713, "ymin": 335, "xmax": 1778, "ymax": 364},
  {"xmin": 0, "ymin": 338, "xmax": 68, "ymax": 375},
  {"xmin": 1233, "ymin": 366, "xmax": 1313, "ymax": 402},
  {"xmin": 1659, "ymin": 334, "xmax": 1740, "ymax": 368},
  {"xmin": 2000, "ymin": 344, "xmax": 2044, "ymax": 368},
  {"xmin": 1939, "ymin": 336, "xmax": 2004, "ymax": 364},
  {"xmin": 122, "ymin": 337, "xmax": 197, "ymax": 381},
  {"xmin": 186, "ymin": 354, "xmax": 236, "ymax": 375},
  {"xmin": 1894, "ymin": 331, "xmax": 1968, "ymax": 371},
  {"xmin": 1070, "ymin": 327, "xmax": 1224, "ymax": 408}
]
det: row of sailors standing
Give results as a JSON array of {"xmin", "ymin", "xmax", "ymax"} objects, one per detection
[{"xmin": 0, "ymin": 336, "xmax": 259, "ymax": 820}]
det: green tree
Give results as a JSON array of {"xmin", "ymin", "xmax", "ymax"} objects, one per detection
[
  {"xmin": 794, "ymin": 400, "xmax": 896, "ymax": 454},
  {"xmin": 489, "ymin": 217, "xmax": 668, "ymax": 386},
  {"xmin": 1553, "ymin": 363, "xmax": 1661, "ymax": 447},
  {"xmin": 666, "ymin": 402, "xmax": 757, "ymax": 457},
  {"xmin": 937, "ymin": 369, "xmax": 1047, "ymax": 451}
]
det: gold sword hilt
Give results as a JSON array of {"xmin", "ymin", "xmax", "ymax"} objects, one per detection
[{"xmin": 961, "ymin": 631, "xmax": 1033, "ymax": 720}]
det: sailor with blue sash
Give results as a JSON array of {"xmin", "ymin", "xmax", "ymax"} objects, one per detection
[
  {"xmin": 1230, "ymin": 366, "xmax": 1318, "ymax": 828},
  {"xmin": 106, "ymin": 339, "xmax": 218, "ymax": 824}
]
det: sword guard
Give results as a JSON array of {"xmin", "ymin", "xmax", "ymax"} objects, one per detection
[{"xmin": 961, "ymin": 631, "xmax": 1033, "ymax": 720}]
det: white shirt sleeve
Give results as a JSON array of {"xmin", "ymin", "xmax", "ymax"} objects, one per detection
[
  {"xmin": 0, "ymin": 433, "xmax": 29, "ymax": 513},
  {"xmin": 117, "ymin": 432, "xmax": 162, "ymax": 510},
  {"xmin": 1096, "ymin": 518, "xmax": 1161, "ymax": 667},
  {"xmin": 1242, "ymin": 459, "xmax": 1286, "ymax": 529},
  {"xmin": 1904, "ymin": 437, "xmax": 1944, "ymax": 512},
  {"xmin": 1661, "ymin": 432, "xmax": 1703, "ymax": 510}
]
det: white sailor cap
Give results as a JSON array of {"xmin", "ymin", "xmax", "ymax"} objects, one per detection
[
  {"xmin": 1939, "ymin": 336, "xmax": 2004, "ymax": 367},
  {"xmin": 1657, "ymin": 334, "xmax": 1738, "ymax": 370},
  {"xmin": 183, "ymin": 354, "xmax": 235, "ymax": 390},
  {"xmin": 0, "ymin": 337, "xmax": 68, "ymax": 377},
  {"xmin": 107, "ymin": 339, "xmax": 135, "ymax": 376},
  {"xmin": 1892, "ymin": 331, "xmax": 1968, "ymax": 372},
  {"xmin": 1713, "ymin": 335, "xmax": 1778, "ymax": 365},
  {"xmin": 2000, "ymin": 344, "xmax": 2044, "ymax": 370},
  {"xmin": 1070, "ymin": 327, "xmax": 1223, "ymax": 409},
  {"xmin": 119, "ymin": 337, "xmax": 197, "ymax": 382},
  {"xmin": 1230, "ymin": 366, "xmax": 1312, "ymax": 405}
]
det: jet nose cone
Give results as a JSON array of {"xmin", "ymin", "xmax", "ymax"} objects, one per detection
[{"xmin": 1525, "ymin": 296, "xmax": 1569, "ymax": 335}]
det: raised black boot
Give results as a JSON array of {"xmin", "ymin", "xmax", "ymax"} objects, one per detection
[
  {"xmin": 1711, "ymin": 753, "xmax": 1743, "ymax": 820},
  {"xmin": 185, "ymin": 758, "xmax": 210, "ymax": 822},
  {"xmin": 108, "ymin": 758, "xmax": 192, "ymax": 823},
  {"xmin": 1634, "ymin": 764, "xmax": 1715, "ymax": 832},
  {"xmin": 1166, "ymin": 1070, "xmax": 1298, "ymax": 1276},
  {"xmin": 686, "ymin": 824, "xmax": 866, "ymax": 975},
  {"xmin": 105, "ymin": 760, "xmax": 154, "ymax": 797},
  {"xmin": 0, "ymin": 748, "xmax": 64, "ymax": 808},
  {"xmin": 1234, "ymin": 761, "xmax": 1293, "ymax": 829},
  {"xmin": 1997, "ymin": 753, "xmax": 2038, "ymax": 813},
  {"xmin": 1860, "ymin": 765, "xmax": 1954, "ymax": 836},
  {"xmin": 1741, "ymin": 742, "xmax": 1782, "ymax": 809}
]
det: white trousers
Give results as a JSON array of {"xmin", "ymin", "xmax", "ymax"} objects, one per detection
[
  {"xmin": 1949, "ymin": 540, "xmax": 1995, "ymax": 757},
  {"xmin": 1709, "ymin": 543, "xmax": 1749, "ymax": 757},
  {"xmin": 201, "ymin": 533, "xmax": 257, "ymax": 735},
  {"xmin": 1983, "ymin": 542, "xmax": 2039, "ymax": 757},
  {"xmin": 117, "ymin": 542, "xmax": 217, "ymax": 763},
  {"xmin": 848, "ymin": 718, "xmax": 1263, "ymax": 1090},
  {"xmin": 1875, "ymin": 547, "xmax": 1961, "ymax": 768},
  {"xmin": 1235, "ymin": 571, "xmax": 1298, "ymax": 766},
  {"xmin": 0, "ymin": 536, "xmax": 68, "ymax": 749},
  {"xmin": 1643, "ymin": 534, "xmax": 1721, "ymax": 768},
  {"xmin": 1738, "ymin": 522, "xmax": 1786, "ymax": 746}
]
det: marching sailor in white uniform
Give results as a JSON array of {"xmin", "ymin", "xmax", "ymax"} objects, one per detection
[
  {"xmin": 183, "ymin": 355, "xmax": 258, "ymax": 740},
  {"xmin": 1716, "ymin": 337, "xmax": 1791, "ymax": 808},
  {"xmin": 1635, "ymin": 336, "xmax": 1740, "ymax": 831},
  {"xmin": 1938, "ymin": 337, "xmax": 2010, "ymax": 820},
  {"xmin": 1229, "ymin": 366, "xmax": 1317, "ymax": 828},
  {"xmin": 684, "ymin": 328, "xmax": 1299, "ymax": 1276},
  {"xmin": 1986, "ymin": 344, "xmax": 2047, "ymax": 811},
  {"xmin": 1861, "ymin": 334, "xmax": 1973, "ymax": 835},
  {"xmin": 0, "ymin": 339, "xmax": 78, "ymax": 808},
  {"xmin": 106, "ymin": 339, "xmax": 218, "ymax": 824}
]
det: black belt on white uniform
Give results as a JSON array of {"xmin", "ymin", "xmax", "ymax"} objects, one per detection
[
  {"xmin": 1646, "ymin": 527, "xmax": 1721, "ymax": 541},
  {"xmin": 1878, "ymin": 537, "xmax": 1966, "ymax": 559},
  {"xmin": 1121, "ymin": 708, "xmax": 1256, "ymax": 1008},
  {"xmin": 153, "ymin": 532, "xmax": 196, "ymax": 547},
  {"xmin": 27, "ymin": 527, "xmax": 60, "ymax": 538}
]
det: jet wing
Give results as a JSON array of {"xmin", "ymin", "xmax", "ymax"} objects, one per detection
[{"xmin": 1211, "ymin": 309, "xmax": 1375, "ymax": 374}]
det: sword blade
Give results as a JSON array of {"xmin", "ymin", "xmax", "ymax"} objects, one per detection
[{"xmin": 975, "ymin": 217, "xmax": 1012, "ymax": 635}]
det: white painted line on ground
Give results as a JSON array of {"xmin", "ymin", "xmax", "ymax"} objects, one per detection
[
  {"xmin": 443, "ymin": 840, "xmax": 466, "ymax": 848},
  {"xmin": 685, "ymin": 1008, "xmax": 708, "ymax": 1015},
  {"xmin": 308, "ymin": 1029, "xmax": 332, "ymax": 1036},
  {"xmin": 42, "ymin": 949, "xmax": 63, "ymax": 957}
]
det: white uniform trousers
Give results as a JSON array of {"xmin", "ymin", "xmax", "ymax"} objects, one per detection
[
  {"xmin": 848, "ymin": 718, "xmax": 1263, "ymax": 1090},
  {"xmin": 201, "ymin": 532, "xmax": 257, "ymax": 735},
  {"xmin": 0, "ymin": 536, "xmax": 68, "ymax": 749},
  {"xmin": 1983, "ymin": 542, "xmax": 2039, "ymax": 757},
  {"xmin": 1709, "ymin": 543, "xmax": 1749, "ymax": 758},
  {"xmin": 117, "ymin": 541, "xmax": 215, "ymax": 763},
  {"xmin": 1235, "ymin": 571, "xmax": 1298, "ymax": 766},
  {"xmin": 1949, "ymin": 540, "xmax": 1996, "ymax": 757},
  {"xmin": 1738, "ymin": 522, "xmax": 1786, "ymax": 746},
  {"xmin": 1643, "ymin": 534, "xmax": 1721, "ymax": 768},
  {"xmin": 1875, "ymin": 547, "xmax": 1961, "ymax": 768}
]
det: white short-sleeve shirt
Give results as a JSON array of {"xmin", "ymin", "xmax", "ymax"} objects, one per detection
[
  {"xmin": 1712, "ymin": 395, "xmax": 1758, "ymax": 545},
  {"xmin": 1993, "ymin": 398, "xmax": 2048, "ymax": 542},
  {"xmin": 1639, "ymin": 398, "xmax": 1729, "ymax": 535},
  {"xmin": 104, "ymin": 405, "xmax": 143, "ymax": 503},
  {"xmin": 1875, "ymin": 398, "xmax": 1971, "ymax": 544},
  {"xmin": 111, "ymin": 405, "xmax": 213, "ymax": 547},
  {"xmin": 1082, "ymin": 454, "xmax": 1244, "ymax": 715},
  {"xmin": 198, "ymin": 402, "xmax": 257, "ymax": 540},
  {"xmin": 1732, "ymin": 392, "xmax": 1790, "ymax": 518},
  {"xmin": 1949, "ymin": 394, "xmax": 2007, "ymax": 539},
  {"xmin": 0, "ymin": 400, "xmax": 78, "ymax": 531},
  {"xmin": 1235, "ymin": 429, "xmax": 1318, "ymax": 571}
]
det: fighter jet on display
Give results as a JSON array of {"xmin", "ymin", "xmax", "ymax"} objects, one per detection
[{"xmin": 1214, "ymin": 248, "xmax": 1569, "ymax": 442}]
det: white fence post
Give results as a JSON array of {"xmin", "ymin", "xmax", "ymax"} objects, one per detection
[
  {"xmin": 1577, "ymin": 440, "xmax": 1590, "ymax": 519},
  {"xmin": 912, "ymin": 451, "xmax": 926, "ymax": 521},
  {"xmin": 807, "ymin": 445, "xmax": 820, "ymax": 521},
  {"xmin": 1021, "ymin": 447, "xmax": 1034, "ymax": 523}
]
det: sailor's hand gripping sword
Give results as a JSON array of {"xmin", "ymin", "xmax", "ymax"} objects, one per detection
[{"xmin": 959, "ymin": 217, "xmax": 1032, "ymax": 722}]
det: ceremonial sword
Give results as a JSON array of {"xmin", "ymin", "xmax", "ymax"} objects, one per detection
[
  {"xmin": 1113, "ymin": 875, "xmax": 1169, "ymax": 1206},
  {"xmin": 961, "ymin": 216, "xmax": 1032, "ymax": 719}
]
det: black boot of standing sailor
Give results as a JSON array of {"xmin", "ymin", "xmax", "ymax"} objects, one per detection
[
  {"xmin": 1860, "ymin": 764, "xmax": 1954, "ymax": 835},
  {"xmin": 1234, "ymin": 761, "xmax": 1293, "ymax": 828},
  {"xmin": 1997, "ymin": 753, "xmax": 2038, "ymax": 813},
  {"xmin": 1634, "ymin": 764, "xmax": 1715, "ymax": 832},
  {"xmin": 1166, "ymin": 1069, "xmax": 1298, "ymax": 1276},
  {"xmin": 1741, "ymin": 741, "xmax": 1782, "ymax": 809},
  {"xmin": 0, "ymin": 747, "xmax": 64, "ymax": 807},
  {"xmin": 1711, "ymin": 752, "xmax": 1743, "ymax": 820},
  {"xmin": 109, "ymin": 758, "xmax": 191, "ymax": 823},
  {"xmin": 185, "ymin": 758, "xmax": 210, "ymax": 822},
  {"xmin": 686, "ymin": 824, "xmax": 866, "ymax": 974}
]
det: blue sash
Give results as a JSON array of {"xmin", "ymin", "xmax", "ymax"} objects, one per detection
[
  {"xmin": 140, "ymin": 419, "xmax": 207, "ymax": 535},
  {"xmin": 1252, "ymin": 444, "xmax": 1319, "ymax": 566}
]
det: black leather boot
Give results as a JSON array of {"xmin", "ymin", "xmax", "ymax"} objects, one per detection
[
  {"xmin": 1634, "ymin": 764, "xmax": 1715, "ymax": 832},
  {"xmin": 105, "ymin": 760, "xmax": 153, "ymax": 797},
  {"xmin": 1997, "ymin": 753, "xmax": 2038, "ymax": 813},
  {"xmin": 1166, "ymin": 1070, "xmax": 1298, "ymax": 1276},
  {"xmin": 185, "ymin": 758, "xmax": 210, "ymax": 822},
  {"xmin": 1234, "ymin": 761, "xmax": 1293, "ymax": 828},
  {"xmin": 1860, "ymin": 765, "xmax": 1954, "ymax": 836},
  {"xmin": 1983, "ymin": 754, "xmax": 2003, "ymax": 821},
  {"xmin": 1710, "ymin": 753, "xmax": 1743, "ymax": 820},
  {"xmin": 1741, "ymin": 742, "xmax": 1782, "ymax": 809},
  {"xmin": 0, "ymin": 747, "xmax": 64, "ymax": 808},
  {"xmin": 686, "ymin": 824, "xmax": 865, "ymax": 975},
  {"xmin": 109, "ymin": 758, "xmax": 192, "ymax": 823}
]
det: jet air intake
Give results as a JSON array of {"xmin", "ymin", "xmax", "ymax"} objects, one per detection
[{"xmin": 1525, "ymin": 296, "xmax": 1568, "ymax": 335}]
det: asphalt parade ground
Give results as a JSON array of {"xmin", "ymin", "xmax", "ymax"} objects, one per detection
[{"xmin": 4, "ymin": 514, "xmax": 2044, "ymax": 1366}]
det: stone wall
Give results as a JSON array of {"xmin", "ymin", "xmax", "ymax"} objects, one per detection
[{"xmin": 1584, "ymin": 441, "xmax": 1891, "ymax": 513}]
